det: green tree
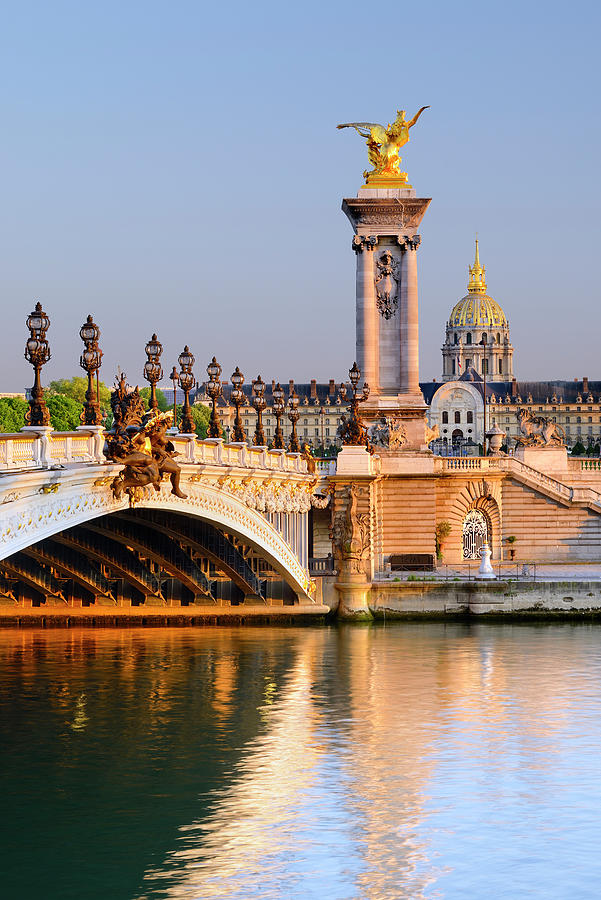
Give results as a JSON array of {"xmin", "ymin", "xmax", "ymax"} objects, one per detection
[
  {"xmin": 0, "ymin": 397, "xmax": 29, "ymax": 432},
  {"xmin": 177, "ymin": 404, "xmax": 210, "ymax": 438},
  {"xmin": 47, "ymin": 376, "xmax": 111, "ymax": 407},
  {"xmin": 139, "ymin": 387, "xmax": 169, "ymax": 412},
  {"xmin": 570, "ymin": 440, "xmax": 586, "ymax": 456},
  {"xmin": 46, "ymin": 395, "xmax": 83, "ymax": 431}
]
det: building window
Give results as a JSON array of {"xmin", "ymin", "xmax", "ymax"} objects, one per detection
[
  {"xmin": 466, "ymin": 333, "xmax": 472, "ymax": 345},
  {"xmin": 589, "ymin": 417, "xmax": 593, "ymax": 423},
  {"xmin": 577, "ymin": 426, "xmax": 582, "ymax": 434},
  {"xmin": 303, "ymin": 428, "xmax": 308, "ymax": 436},
  {"xmin": 497, "ymin": 333, "xmax": 501, "ymax": 344},
  {"xmin": 452, "ymin": 359, "xmax": 456, "ymax": 375},
  {"xmin": 325, "ymin": 427, "xmax": 330, "ymax": 436},
  {"xmin": 589, "ymin": 426, "xmax": 593, "ymax": 435},
  {"xmin": 467, "ymin": 411, "xmax": 473, "ymax": 424},
  {"xmin": 442, "ymin": 411, "xmax": 449, "ymax": 424},
  {"xmin": 465, "ymin": 358, "xmax": 471, "ymax": 369},
  {"xmin": 454, "ymin": 411, "xmax": 461, "ymax": 424},
  {"xmin": 499, "ymin": 359, "xmax": 503, "ymax": 375},
  {"xmin": 482, "ymin": 358, "xmax": 488, "ymax": 375},
  {"xmin": 539, "ymin": 407, "xmax": 543, "ymax": 412},
  {"xmin": 577, "ymin": 417, "xmax": 581, "ymax": 423},
  {"xmin": 303, "ymin": 418, "xmax": 308, "ymax": 425},
  {"xmin": 577, "ymin": 406, "xmax": 582, "ymax": 411},
  {"xmin": 566, "ymin": 416, "xmax": 571, "ymax": 423},
  {"xmin": 505, "ymin": 417, "xmax": 510, "ymax": 424},
  {"xmin": 315, "ymin": 428, "xmax": 319, "ymax": 436},
  {"xmin": 454, "ymin": 333, "xmax": 458, "ymax": 344}
]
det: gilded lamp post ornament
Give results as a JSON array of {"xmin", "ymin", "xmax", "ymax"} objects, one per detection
[
  {"xmin": 206, "ymin": 357, "xmax": 223, "ymax": 439},
  {"xmin": 177, "ymin": 346, "xmax": 196, "ymax": 434},
  {"xmin": 143, "ymin": 334, "xmax": 163, "ymax": 413},
  {"xmin": 287, "ymin": 390, "xmax": 301, "ymax": 453},
  {"xmin": 251, "ymin": 375, "xmax": 267, "ymax": 446},
  {"xmin": 104, "ymin": 372, "xmax": 186, "ymax": 502},
  {"xmin": 230, "ymin": 367, "xmax": 246, "ymax": 443},
  {"xmin": 24, "ymin": 302, "xmax": 51, "ymax": 427},
  {"xmin": 338, "ymin": 362, "xmax": 370, "ymax": 446},
  {"xmin": 79, "ymin": 314, "xmax": 103, "ymax": 426},
  {"xmin": 272, "ymin": 383, "xmax": 286, "ymax": 449},
  {"xmin": 337, "ymin": 106, "xmax": 429, "ymax": 187}
]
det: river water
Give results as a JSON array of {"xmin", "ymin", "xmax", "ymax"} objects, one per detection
[{"xmin": 1, "ymin": 623, "xmax": 601, "ymax": 899}]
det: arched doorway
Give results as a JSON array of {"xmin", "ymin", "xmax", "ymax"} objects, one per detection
[
  {"xmin": 462, "ymin": 509, "xmax": 490, "ymax": 560},
  {"xmin": 452, "ymin": 428, "xmax": 463, "ymax": 442}
]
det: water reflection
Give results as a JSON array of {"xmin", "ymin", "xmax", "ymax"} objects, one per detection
[{"xmin": 2, "ymin": 624, "xmax": 601, "ymax": 899}]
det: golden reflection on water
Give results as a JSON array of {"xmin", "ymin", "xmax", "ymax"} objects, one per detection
[{"xmin": 2, "ymin": 624, "xmax": 601, "ymax": 899}]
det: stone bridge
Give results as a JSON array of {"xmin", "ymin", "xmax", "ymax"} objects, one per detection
[{"xmin": 0, "ymin": 428, "xmax": 326, "ymax": 612}]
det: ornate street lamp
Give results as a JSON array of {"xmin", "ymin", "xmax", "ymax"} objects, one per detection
[
  {"xmin": 143, "ymin": 333, "xmax": 163, "ymax": 413},
  {"xmin": 287, "ymin": 389, "xmax": 301, "ymax": 452},
  {"xmin": 339, "ymin": 361, "xmax": 370, "ymax": 445},
  {"xmin": 206, "ymin": 356, "xmax": 223, "ymax": 438},
  {"xmin": 169, "ymin": 366, "xmax": 179, "ymax": 430},
  {"xmin": 251, "ymin": 375, "xmax": 267, "ymax": 446},
  {"xmin": 79, "ymin": 314, "xmax": 103, "ymax": 425},
  {"xmin": 24, "ymin": 302, "xmax": 51, "ymax": 427},
  {"xmin": 178, "ymin": 346, "xmax": 196, "ymax": 434},
  {"xmin": 230, "ymin": 367, "xmax": 246, "ymax": 442},
  {"xmin": 272, "ymin": 382, "xmax": 285, "ymax": 449}
]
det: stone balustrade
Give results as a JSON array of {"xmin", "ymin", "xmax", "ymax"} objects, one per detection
[{"xmin": 0, "ymin": 430, "xmax": 308, "ymax": 475}]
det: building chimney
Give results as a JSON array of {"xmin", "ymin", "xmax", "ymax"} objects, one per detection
[
  {"xmin": 289, "ymin": 379, "xmax": 294, "ymax": 395},
  {"xmin": 583, "ymin": 376, "xmax": 589, "ymax": 392},
  {"xmin": 329, "ymin": 379, "xmax": 336, "ymax": 395},
  {"xmin": 310, "ymin": 379, "xmax": 317, "ymax": 399},
  {"xmin": 511, "ymin": 377, "xmax": 517, "ymax": 397}
]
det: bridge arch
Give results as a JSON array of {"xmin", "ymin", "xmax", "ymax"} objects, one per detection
[{"xmin": 0, "ymin": 472, "xmax": 313, "ymax": 601}]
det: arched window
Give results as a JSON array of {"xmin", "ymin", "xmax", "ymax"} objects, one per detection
[
  {"xmin": 467, "ymin": 411, "xmax": 473, "ymax": 424},
  {"xmin": 466, "ymin": 333, "xmax": 472, "ymax": 345},
  {"xmin": 454, "ymin": 333, "xmax": 459, "ymax": 345},
  {"xmin": 497, "ymin": 332, "xmax": 501, "ymax": 344},
  {"xmin": 462, "ymin": 509, "xmax": 490, "ymax": 560},
  {"xmin": 454, "ymin": 411, "xmax": 461, "ymax": 424},
  {"xmin": 442, "ymin": 411, "xmax": 449, "ymax": 424},
  {"xmin": 482, "ymin": 332, "xmax": 488, "ymax": 344}
]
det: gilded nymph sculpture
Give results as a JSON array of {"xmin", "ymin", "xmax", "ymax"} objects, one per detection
[{"xmin": 337, "ymin": 106, "xmax": 429, "ymax": 185}]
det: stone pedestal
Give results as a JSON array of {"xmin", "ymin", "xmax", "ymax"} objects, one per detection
[
  {"xmin": 336, "ymin": 446, "xmax": 374, "ymax": 476},
  {"xmin": 342, "ymin": 186, "xmax": 431, "ymax": 451},
  {"xmin": 334, "ymin": 573, "xmax": 373, "ymax": 621},
  {"xmin": 514, "ymin": 445, "xmax": 569, "ymax": 476}
]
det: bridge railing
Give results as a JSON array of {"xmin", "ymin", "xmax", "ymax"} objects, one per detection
[{"xmin": 0, "ymin": 430, "xmax": 309, "ymax": 474}]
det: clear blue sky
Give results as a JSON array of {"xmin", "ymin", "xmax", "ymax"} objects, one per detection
[{"xmin": 1, "ymin": 0, "xmax": 599, "ymax": 391}]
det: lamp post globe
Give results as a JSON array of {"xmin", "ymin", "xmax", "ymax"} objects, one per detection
[
  {"xmin": 177, "ymin": 346, "xmax": 196, "ymax": 434},
  {"xmin": 206, "ymin": 356, "xmax": 223, "ymax": 439},
  {"xmin": 287, "ymin": 390, "xmax": 301, "ymax": 453},
  {"xmin": 24, "ymin": 302, "xmax": 51, "ymax": 427},
  {"xmin": 230, "ymin": 367, "xmax": 246, "ymax": 443},
  {"xmin": 251, "ymin": 375, "xmax": 267, "ymax": 446},
  {"xmin": 143, "ymin": 334, "xmax": 163, "ymax": 413},
  {"xmin": 272, "ymin": 382, "xmax": 285, "ymax": 449},
  {"xmin": 79, "ymin": 314, "xmax": 103, "ymax": 426}
]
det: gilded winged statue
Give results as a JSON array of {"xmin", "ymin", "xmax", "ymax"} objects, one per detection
[{"xmin": 337, "ymin": 107, "xmax": 429, "ymax": 183}]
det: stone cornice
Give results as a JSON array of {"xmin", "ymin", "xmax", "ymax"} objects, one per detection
[{"xmin": 342, "ymin": 197, "xmax": 431, "ymax": 232}]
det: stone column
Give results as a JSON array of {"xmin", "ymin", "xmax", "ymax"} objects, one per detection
[
  {"xmin": 354, "ymin": 236, "xmax": 379, "ymax": 393},
  {"xmin": 399, "ymin": 235, "xmax": 421, "ymax": 397}
]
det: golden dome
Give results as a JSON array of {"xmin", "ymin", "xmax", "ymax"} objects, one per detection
[{"xmin": 449, "ymin": 240, "xmax": 507, "ymax": 328}]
